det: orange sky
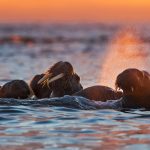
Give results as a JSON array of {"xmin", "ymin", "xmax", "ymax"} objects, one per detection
[{"xmin": 0, "ymin": 0, "xmax": 150, "ymax": 24}]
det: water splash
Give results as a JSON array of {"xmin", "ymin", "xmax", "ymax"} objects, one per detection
[{"xmin": 99, "ymin": 29, "xmax": 150, "ymax": 88}]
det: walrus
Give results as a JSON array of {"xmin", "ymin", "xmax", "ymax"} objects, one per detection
[
  {"xmin": 38, "ymin": 61, "xmax": 83, "ymax": 97},
  {"xmin": 73, "ymin": 85, "xmax": 123, "ymax": 101},
  {"xmin": 0, "ymin": 80, "xmax": 31, "ymax": 99},
  {"xmin": 30, "ymin": 74, "xmax": 52, "ymax": 99},
  {"xmin": 0, "ymin": 69, "xmax": 149, "ymax": 110},
  {"xmin": 74, "ymin": 68, "xmax": 150, "ymax": 109},
  {"xmin": 115, "ymin": 68, "xmax": 150, "ymax": 108}
]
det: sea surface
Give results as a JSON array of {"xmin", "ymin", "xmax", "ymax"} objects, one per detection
[{"xmin": 0, "ymin": 23, "xmax": 150, "ymax": 150}]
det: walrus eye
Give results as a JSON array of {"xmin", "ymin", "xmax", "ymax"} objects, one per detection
[
  {"xmin": 38, "ymin": 73, "xmax": 53, "ymax": 84},
  {"xmin": 47, "ymin": 73, "xmax": 64, "ymax": 84}
]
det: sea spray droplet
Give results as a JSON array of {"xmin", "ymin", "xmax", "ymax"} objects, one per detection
[{"xmin": 99, "ymin": 29, "xmax": 150, "ymax": 88}]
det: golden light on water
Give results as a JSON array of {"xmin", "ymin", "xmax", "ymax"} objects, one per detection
[{"xmin": 99, "ymin": 29, "xmax": 150, "ymax": 88}]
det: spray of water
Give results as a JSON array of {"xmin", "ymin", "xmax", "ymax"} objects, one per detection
[{"xmin": 99, "ymin": 29, "xmax": 150, "ymax": 88}]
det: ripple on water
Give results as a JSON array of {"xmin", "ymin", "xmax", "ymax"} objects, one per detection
[
  {"xmin": 0, "ymin": 105, "xmax": 149, "ymax": 149},
  {"xmin": 0, "ymin": 24, "xmax": 150, "ymax": 149}
]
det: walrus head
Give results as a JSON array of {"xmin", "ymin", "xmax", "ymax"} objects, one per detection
[
  {"xmin": 29, "ymin": 74, "xmax": 52, "ymax": 99},
  {"xmin": 115, "ymin": 68, "xmax": 150, "ymax": 97},
  {"xmin": 0, "ymin": 80, "xmax": 31, "ymax": 99},
  {"xmin": 38, "ymin": 61, "xmax": 83, "ymax": 97}
]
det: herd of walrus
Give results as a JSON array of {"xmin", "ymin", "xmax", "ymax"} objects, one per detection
[{"xmin": 0, "ymin": 61, "xmax": 150, "ymax": 109}]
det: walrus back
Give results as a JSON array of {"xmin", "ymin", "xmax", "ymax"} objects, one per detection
[{"xmin": 73, "ymin": 85, "xmax": 123, "ymax": 101}]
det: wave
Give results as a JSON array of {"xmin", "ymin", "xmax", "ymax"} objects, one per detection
[{"xmin": 0, "ymin": 96, "xmax": 111, "ymax": 110}]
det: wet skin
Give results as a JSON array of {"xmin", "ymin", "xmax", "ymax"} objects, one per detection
[
  {"xmin": 0, "ymin": 80, "xmax": 31, "ymax": 99},
  {"xmin": 73, "ymin": 85, "xmax": 123, "ymax": 101}
]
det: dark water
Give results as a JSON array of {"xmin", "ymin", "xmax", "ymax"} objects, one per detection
[{"xmin": 0, "ymin": 24, "xmax": 150, "ymax": 149}]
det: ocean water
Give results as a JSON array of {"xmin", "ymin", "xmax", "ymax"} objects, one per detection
[{"xmin": 0, "ymin": 24, "xmax": 150, "ymax": 149}]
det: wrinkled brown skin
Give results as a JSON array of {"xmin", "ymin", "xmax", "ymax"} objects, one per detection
[
  {"xmin": 0, "ymin": 80, "xmax": 30, "ymax": 99},
  {"xmin": 73, "ymin": 85, "xmax": 123, "ymax": 101},
  {"xmin": 116, "ymin": 68, "xmax": 150, "ymax": 108},
  {"xmin": 46, "ymin": 61, "xmax": 83, "ymax": 97},
  {"xmin": 30, "ymin": 74, "xmax": 51, "ymax": 99}
]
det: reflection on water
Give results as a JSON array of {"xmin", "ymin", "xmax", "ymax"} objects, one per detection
[
  {"xmin": 0, "ymin": 24, "xmax": 150, "ymax": 149},
  {"xmin": 0, "ymin": 106, "xmax": 150, "ymax": 149}
]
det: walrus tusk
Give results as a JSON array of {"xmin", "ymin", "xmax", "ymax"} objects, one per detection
[
  {"xmin": 47, "ymin": 73, "xmax": 64, "ymax": 84},
  {"xmin": 38, "ymin": 73, "xmax": 53, "ymax": 84}
]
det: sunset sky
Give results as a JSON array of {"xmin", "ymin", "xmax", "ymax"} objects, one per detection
[{"xmin": 0, "ymin": 0, "xmax": 150, "ymax": 24}]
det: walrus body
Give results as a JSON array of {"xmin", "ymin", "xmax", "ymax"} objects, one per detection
[
  {"xmin": 38, "ymin": 61, "xmax": 83, "ymax": 97},
  {"xmin": 0, "ymin": 80, "xmax": 30, "ymax": 99},
  {"xmin": 115, "ymin": 68, "xmax": 150, "ymax": 108},
  {"xmin": 30, "ymin": 74, "xmax": 51, "ymax": 99},
  {"xmin": 73, "ymin": 85, "xmax": 123, "ymax": 101}
]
